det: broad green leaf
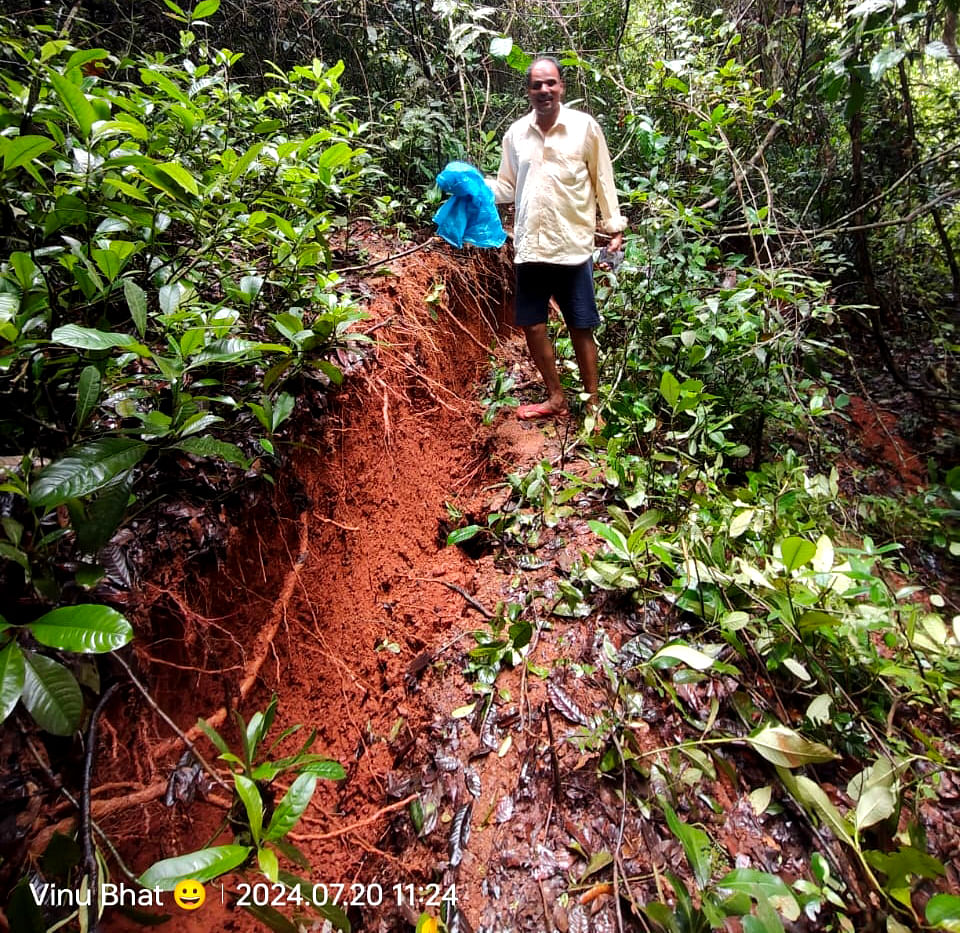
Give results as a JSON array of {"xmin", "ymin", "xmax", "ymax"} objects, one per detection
[
  {"xmin": 580, "ymin": 849, "xmax": 614, "ymax": 880},
  {"xmin": 812, "ymin": 534, "xmax": 834, "ymax": 573},
  {"xmin": 265, "ymin": 773, "xmax": 317, "ymax": 841},
  {"xmin": 51, "ymin": 324, "xmax": 140, "ymax": 350},
  {"xmin": 447, "ymin": 525, "xmax": 482, "ymax": 546},
  {"xmin": 175, "ymin": 437, "xmax": 250, "ymax": 467},
  {"xmin": 21, "ymin": 652, "xmax": 83, "ymax": 735},
  {"xmin": 240, "ymin": 903, "xmax": 299, "ymax": 933},
  {"xmin": 927, "ymin": 893, "xmax": 960, "ymax": 931},
  {"xmin": 28, "ymin": 605, "xmax": 133, "ymax": 653},
  {"xmin": 742, "ymin": 894, "xmax": 786, "ymax": 932},
  {"xmin": 651, "ymin": 643, "xmax": 716, "ymax": 671},
  {"xmin": 748, "ymin": 786, "xmax": 772, "ymax": 816},
  {"xmin": 136, "ymin": 162, "xmax": 192, "ymax": 201},
  {"xmin": 234, "ymin": 774, "xmax": 263, "ymax": 844},
  {"xmin": 299, "ymin": 759, "xmax": 346, "ymax": 780},
  {"xmin": 779, "ymin": 768, "xmax": 853, "ymax": 845},
  {"xmin": 192, "ymin": 0, "xmax": 221, "ymax": 17},
  {"xmin": 870, "ymin": 47, "xmax": 906, "ymax": 82},
  {"xmin": 30, "ymin": 439, "xmax": 148, "ymax": 507},
  {"xmin": 92, "ymin": 248, "xmax": 122, "ymax": 282},
  {"xmin": 866, "ymin": 846, "xmax": 945, "ymax": 910},
  {"xmin": 96, "ymin": 116, "xmax": 149, "ymax": 142},
  {"xmin": 746, "ymin": 723, "xmax": 837, "ymax": 768},
  {"xmin": 270, "ymin": 393, "xmax": 295, "ymax": 431},
  {"xmin": 124, "ymin": 278, "xmax": 147, "ymax": 337},
  {"xmin": 660, "ymin": 798, "xmax": 714, "ymax": 888},
  {"xmin": 797, "ymin": 610, "xmax": 841, "ymax": 632},
  {"xmin": 159, "ymin": 282, "xmax": 184, "ymax": 315},
  {"xmin": 40, "ymin": 39, "xmax": 70, "ymax": 61},
  {"xmin": 588, "ymin": 521, "xmax": 630, "ymax": 558},
  {"xmin": 854, "ymin": 783, "xmax": 897, "ymax": 831},
  {"xmin": 138, "ymin": 845, "xmax": 251, "ymax": 889},
  {"xmin": 728, "ymin": 509, "xmax": 754, "ymax": 538},
  {"xmin": 316, "ymin": 141, "xmax": 355, "ymax": 170},
  {"xmin": 490, "ymin": 37, "xmax": 513, "ymax": 58},
  {"xmin": 716, "ymin": 869, "xmax": 798, "ymax": 915},
  {"xmin": 779, "ymin": 536, "xmax": 816, "ymax": 572},
  {"xmin": 847, "ymin": 757, "xmax": 901, "ymax": 801},
  {"xmin": 75, "ymin": 365, "xmax": 101, "ymax": 427},
  {"xmin": 782, "ymin": 658, "xmax": 812, "ymax": 682},
  {"xmin": 48, "ymin": 69, "xmax": 96, "ymax": 139},
  {"xmin": 239, "ymin": 274, "xmax": 264, "ymax": 301},
  {"xmin": 229, "ymin": 142, "xmax": 264, "ymax": 181},
  {"xmin": 46, "ymin": 193, "xmax": 89, "ymax": 234},
  {"xmin": 178, "ymin": 413, "xmax": 223, "ymax": 437},
  {"xmin": 3, "ymin": 135, "xmax": 54, "ymax": 173},
  {"xmin": 805, "ymin": 694, "xmax": 833, "ymax": 724},
  {"xmin": 314, "ymin": 360, "xmax": 344, "ymax": 385},
  {"xmin": 157, "ymin": 162, "xmax": 199, "ymax": 196},
  {"xmin": 0, "ymin": 640, "xmax": 26, "ymax": 723},
  {"xmin": 196, "ymin": 717, "xmax": 232, "ymax": 757},
  {"xmin": 257, "ymin": 846, "xmax": 279, "ymax": 883},
  {"xmin": 189, "ymin": 338, "xmax": 288, "ymax": 367},
  {"xmin": 660, "ymin": 369, "xmax": 681, "ymax": 409},
  {"xmin": 65, "ymin": 48, "xmax": 109, "ymax": 73}
]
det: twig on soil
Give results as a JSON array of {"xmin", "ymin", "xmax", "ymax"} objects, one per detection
[
  {"xmin": 114, "ymin": 653, "xmax": 231, "ymax": 794},
  {"xmin": 363, "ymin": 315, "xmax": 395, "ymax": 336},
  {"xmin": 412, "ymin": 577, "xmax": 494, "ymax": 618},
  {"xmin": 543, "ymin": 702, "xmax": 563, "ymax": 805},
  {"xmin": 83, "ymin": 684, "xmax": 119, "ymax": 932},
  {"xmin": 288, "ymin": 793, "xmax": 418, "ymax": 841},
  {"xmin": 334, "ymin": 236, "xmax": 440, "ymax": 274}
]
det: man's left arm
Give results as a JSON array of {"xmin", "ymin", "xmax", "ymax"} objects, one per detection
[{"xmin": 587, "ymin": 120, "xmax": 627, "ymax": 251}]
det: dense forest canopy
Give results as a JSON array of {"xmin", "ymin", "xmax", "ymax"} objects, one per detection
[{"xmin": 1, "ymin": 0, "xmax": 958, "ymax": 931}]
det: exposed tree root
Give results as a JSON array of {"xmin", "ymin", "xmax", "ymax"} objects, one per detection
[{"xmin": 288, "ymin": 793, "xmax": 417, "ymax": 842}]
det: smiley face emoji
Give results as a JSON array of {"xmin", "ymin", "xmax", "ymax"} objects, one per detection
[{"xmin": 173, "ymin": 878, "xmax": 206, "ymax": 910}]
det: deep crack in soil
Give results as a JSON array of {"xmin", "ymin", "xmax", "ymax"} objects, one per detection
[
  {"xmin": 13, "ymin": 238, "xmax": 959, "ymax": 933},
  {"xmin": 86, "ymin": 240, "xmax": 541, "ymax": 932}
]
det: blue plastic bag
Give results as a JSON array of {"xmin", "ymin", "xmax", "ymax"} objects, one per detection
[{"xmin": 433, "ymin": 161, "xmax": 506, "ymax": 249}]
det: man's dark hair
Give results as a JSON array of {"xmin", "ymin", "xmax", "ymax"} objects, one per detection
[{"xmin": 525, "ymin": 56, "xmax": 564, "ymax": 87}]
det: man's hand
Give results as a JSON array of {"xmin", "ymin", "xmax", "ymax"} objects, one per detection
[{"xmin": 607, "ymin": 232, "xmax": 623, "ymax": 253}]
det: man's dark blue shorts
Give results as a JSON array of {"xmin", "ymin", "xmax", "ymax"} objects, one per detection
[{"xmin": 515, "ymin": 260, "xmax": 600, "ymax": 330}]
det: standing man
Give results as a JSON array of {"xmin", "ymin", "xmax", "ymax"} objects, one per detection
[{"xmin": 487, "ymin": 56, "xmax": 627, "ymax": 420}]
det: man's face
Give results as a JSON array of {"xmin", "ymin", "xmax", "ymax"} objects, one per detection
[{"xmin": 527, "ymin": 60, "xmax": 564, "ymax": 124}]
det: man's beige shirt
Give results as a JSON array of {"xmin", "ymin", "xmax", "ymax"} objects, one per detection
[{"xmin": 487, "ymin": 104, "xmax": 627, "ymax": 266}]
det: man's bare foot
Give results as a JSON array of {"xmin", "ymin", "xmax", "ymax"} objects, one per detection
[{"xmin": 517, "ymin": 401, "xmax": 569, "ymax": 420}]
